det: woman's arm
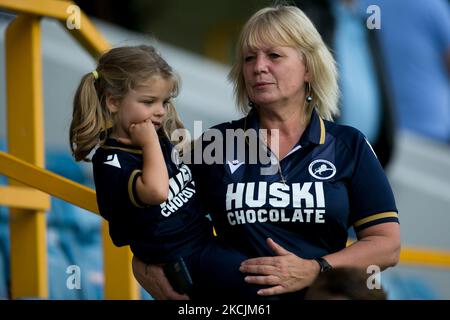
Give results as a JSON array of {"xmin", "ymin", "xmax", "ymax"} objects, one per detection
[
  {"xmin": 132, "ymin": 256, "xmax": 189, "ymax": 300},
  {"xmin": 324, "ymin": 222, "xmax": 400, "ymax": 270},
  {"xmin": 239, "ymin": 222, "xmax": 400, "ymax": 296}
]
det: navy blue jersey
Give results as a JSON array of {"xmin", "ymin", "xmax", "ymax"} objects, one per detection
[
  {"xmin": 192, "ymin": 109, "xmax": 399, "ymax": 259},
  {"xmin": 92, "ymin": 137, "xmax": 213, "ymax": 264}
]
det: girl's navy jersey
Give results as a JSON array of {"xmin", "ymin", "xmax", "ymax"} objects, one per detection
[
  {"xmin": 191, "ymin": 109, "xmax": 399, "ymax": 259},
  {"xmin": 92, "ymin": 137, "xmax": 213, "ymax": 264}
]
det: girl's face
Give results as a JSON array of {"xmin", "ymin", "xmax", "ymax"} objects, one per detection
[
  {"xmin": 242, "ymin": 45, "xmax": 310, "ymax": 109},
  {"xmin": 107, "ymin": 76, "xmax": 173, "ymax": 139}
]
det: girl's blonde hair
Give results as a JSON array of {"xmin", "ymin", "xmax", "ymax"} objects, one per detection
[
  {"xmin": 70, "ymin": 45, "xmax": 183, "ymax": 161},
  {"xmin": 228, "ymin": 5, "xmax": 339, "ymax": 120}
]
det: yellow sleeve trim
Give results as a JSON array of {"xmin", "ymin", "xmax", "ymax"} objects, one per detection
[
  {"xmin": 128, "ymin": 169, "xmax": 144, "ymax": 208},
  {"xmin": 353, "ymin": 211, "xmax": 398, "ymax": 228}
]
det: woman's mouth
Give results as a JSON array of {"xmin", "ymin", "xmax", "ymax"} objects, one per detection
[{"xmin": 254, "ymin": 82, "xmax": 273, "ymax": 89}]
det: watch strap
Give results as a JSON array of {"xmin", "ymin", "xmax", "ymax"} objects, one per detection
[{"xmin": 314, "ymin": 257, "xmax": 333, "ymax": 273}]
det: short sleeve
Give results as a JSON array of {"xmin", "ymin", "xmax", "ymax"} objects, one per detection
[
  {"xmin": 93, "ymin": 152, "xmax": 146, "ymax": 246},
  {"xmin": 348, "ymin": 135, "xmax": 399, "ymax": 232},
  {"xmin": 94, "ymin": 153, "xmax": 146, "ymax": 211}
]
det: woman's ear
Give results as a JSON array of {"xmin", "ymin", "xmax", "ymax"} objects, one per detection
[
  {"xmin": 106, "ymin": 94, "xmax": 120, "ymax": 113},
  {"xmin": 304, "ymin": 65, "xmax": 312, "ymax": 83},
  {"xmin": 300, "ymin": 52, "xmax": 312, "ymax": 82},
  {"xmin": 304, "ymin": 73, "xmax": 311, "ymax": 83}
]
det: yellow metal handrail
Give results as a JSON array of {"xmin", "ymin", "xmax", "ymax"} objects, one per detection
[
  {"xmin": 0, "ymin": 0, "xmax": 138, "ymax": 299},
  {"xmin": 400, "ymin": 247, "xmax": 450, "ymax": 269},
  {"xmin": 1, "ymin": 0, "xmax": 450, "ymax": 301},
  {"xmin": 0, "ymin": 151, "xmax": 98, "ymax": 213},
  {"xmin": 0, "ymin": 0, "xmax": 109, "ymax": 56}
]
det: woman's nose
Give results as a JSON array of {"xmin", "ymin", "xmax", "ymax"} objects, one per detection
[{"xmin": 254, "ymin": 55, "xmax": 268, "ymax": 74}]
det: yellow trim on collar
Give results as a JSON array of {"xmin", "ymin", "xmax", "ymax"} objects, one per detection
[
  {"xmin": 353, "ymin": 211, "xmax": 398, "ymax": 228},
  {"xmin": 318, "ymin": 117, "xmax": 326, "ymax": 144},
  {"xmin": 101, "ymin": 145, "xmax": 142, "ymax": 154}
]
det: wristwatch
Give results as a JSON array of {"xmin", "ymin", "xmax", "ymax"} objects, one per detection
[{"xmin": 314, "ymin": 257, "xmax": 333, "ymax": 273}]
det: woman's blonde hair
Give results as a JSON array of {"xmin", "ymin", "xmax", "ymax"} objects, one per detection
[
  {"xmin": 228, "ymin": 5, "xmax": 339, "ymax": 120},
  {"xmin": 69, "ymin": 45, "xmax": 183, "ymax": 161}
]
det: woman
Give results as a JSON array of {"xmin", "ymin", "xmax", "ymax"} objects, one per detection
[{"xmin": 133, "ymin": 5, "xmax": 400, "ymax": 300}]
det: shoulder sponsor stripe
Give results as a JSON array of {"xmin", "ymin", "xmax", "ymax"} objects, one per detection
[
  {"xmin": 353, "ymin": 211, "xmax": 398, "ymax": 228},
  {"xmin": 128, "ymin": 169, "xmax": 144, "ymax": 208}
]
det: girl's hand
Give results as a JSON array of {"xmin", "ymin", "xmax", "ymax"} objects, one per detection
[
  {"xmin": 239, "ymin": 238, "xmax": 320, "ymax": 296},
  {"xmin": 117, "ymin": 119, "xmax": 158, "ymax": 148}
]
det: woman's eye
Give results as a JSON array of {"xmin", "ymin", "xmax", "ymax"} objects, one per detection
[
  {"xmin": 244, "ymin": 55, "xmax": 255, "ymax": 62},
  {"xmin": 269, "ymin": 53, "xmax": 281, "ymax": 59}
]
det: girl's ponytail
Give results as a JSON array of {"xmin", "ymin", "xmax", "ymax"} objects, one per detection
[{"xmin": 69, "ymin": 72, "xmax": 112, "ymax": 161}]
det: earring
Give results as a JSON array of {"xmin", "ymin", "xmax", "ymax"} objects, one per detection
[
  {"xmin": 248, "ymin": 100, "xmax": 255, "ymax": 108},
  {"xmin": 306, "ymin": 82, "xmax": 313, "ymax": 103}
]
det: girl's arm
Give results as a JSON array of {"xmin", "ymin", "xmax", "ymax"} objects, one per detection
[{"xmin": 120, "ymin": 120, "xmax": 169, "ymax": 205}]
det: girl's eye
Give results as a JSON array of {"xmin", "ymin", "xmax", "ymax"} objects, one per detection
[
  {"xmin": 143, "ymin": 100, "xmax": 154, "ymax": 105},
  {"xmin": 163, "ymin": 100, "xmax": 171, "ymax": 108}
]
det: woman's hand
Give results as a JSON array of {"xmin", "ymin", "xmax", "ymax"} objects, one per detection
[
  {"xmin": 132, "ymin": 255, "xmax": 190, "ymax": 300},
  {"xmin": 239, "ymin": 238, "xmax": 320, "ymax": 296}
]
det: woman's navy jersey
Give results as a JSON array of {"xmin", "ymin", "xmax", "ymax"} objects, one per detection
[
  {"xmin": 92, "ymin": 137, "xmax": 213, "ymax": 264},
  {"xmin": 191, "ymin": 109, "xmax": 399, "ymax": 260}
]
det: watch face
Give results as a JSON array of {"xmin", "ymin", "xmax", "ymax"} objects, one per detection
[{"xmin": 322, "ymin": 262, "xmax": 332, "ymax": 272}]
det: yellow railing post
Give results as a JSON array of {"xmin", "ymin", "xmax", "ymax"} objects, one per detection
[
  {"xmin": 102, "ymin": 222, "xmax": 139, "ymax": 300},
  {"xmin": 5, "ymin": 14, "xmax": 49, "ymax": 299}
]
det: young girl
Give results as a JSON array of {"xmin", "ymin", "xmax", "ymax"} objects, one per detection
[{"xmin": 69, "ymin": 45, "xmax": 267, "ymax": 300}]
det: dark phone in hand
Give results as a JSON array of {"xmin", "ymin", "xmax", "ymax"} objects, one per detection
[{"xmin": 163, "ymin": 257, "xmax": 193, "ymax": 295}]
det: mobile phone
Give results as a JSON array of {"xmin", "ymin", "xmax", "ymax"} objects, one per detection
[{"xmin": 163, "ymin": 256, "xmax": 193, "ymax": 295}]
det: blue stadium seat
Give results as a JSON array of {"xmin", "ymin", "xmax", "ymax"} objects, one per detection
[
  {"xmin": 0, "ymin": 142, "xmax": 10, "ymax": 298},
  {"xmin": 382, "ymin": 270, "xmax": 438, "ymax": 300},
  {"xmin": 47, "ymin": 225, "xmax": 83, "ymax": 299},
  {"xmin": 0, "ymin": 204, "xmax": 9, "ymax": 299}
]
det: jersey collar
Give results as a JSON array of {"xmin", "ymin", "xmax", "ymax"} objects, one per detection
[
  {"xmin": 101, "ymin": 138, "xmax": 143, "ymax": 154},
  {"xmin": 244, "ymin": 108, "xmax": 327, "ymax": 146},
  {"xmin": 300, "ymin": 108, "xmax": 327, "ymax": 145}
]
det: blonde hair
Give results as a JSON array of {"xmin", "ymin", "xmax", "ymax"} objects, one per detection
[
  {"xmin": 228, "ymin": 5, "xmax": 339, "ymax": 120},
  {"xmin": 70, "ymin": 45, "xmax": 183, "ymax": 161}
]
